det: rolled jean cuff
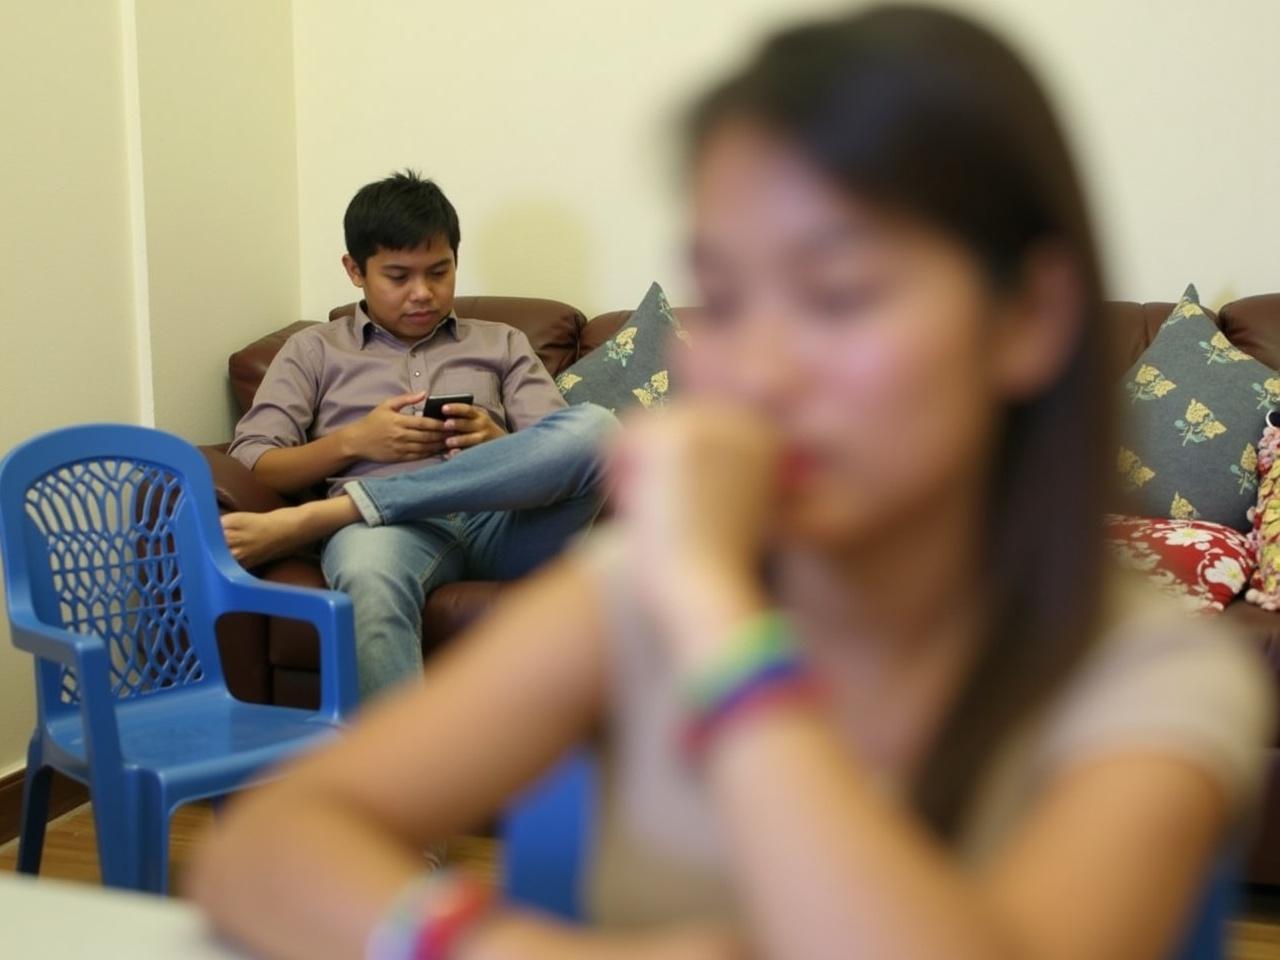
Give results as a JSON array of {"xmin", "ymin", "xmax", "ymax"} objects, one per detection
[{"xmin": 342, "ymin": 480, "xmax": 386, "ymax": 527}]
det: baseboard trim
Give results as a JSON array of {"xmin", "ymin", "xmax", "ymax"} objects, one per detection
[{"xmin": 0, "ymin": 767, "xmax": 90, "ymax": 846}]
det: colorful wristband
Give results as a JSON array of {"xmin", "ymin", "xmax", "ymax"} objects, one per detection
[
  {"xmin": 681, "ymin": 611, "xmax": 821, "ymax": 761},
  {"xmin": 366, "ymin": 869, "xmax": 495, "ymax": 960}
]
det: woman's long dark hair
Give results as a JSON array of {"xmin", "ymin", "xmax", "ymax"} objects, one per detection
[{"xmin": 688, "ymin": 5, "xmax": 1111, "ymax": 839}]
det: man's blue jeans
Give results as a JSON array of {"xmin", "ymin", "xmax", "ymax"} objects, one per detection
[{"xmin": 321, "ymin": 403, "xmax": 617, "ymax": 700}]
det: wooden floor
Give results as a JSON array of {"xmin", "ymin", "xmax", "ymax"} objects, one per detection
[
  {"xmin": 0, "ymin": 801, "xmax": 497, "ymax": 891},
  {"xmin": 2, "ymin": 803, "xmax": 1280, "ymax": 958}
]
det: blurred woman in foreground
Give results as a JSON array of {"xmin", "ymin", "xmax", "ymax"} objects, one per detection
[{"xmin": 191, "ymin": 6, "xmax": 1273, "ymax": 959}]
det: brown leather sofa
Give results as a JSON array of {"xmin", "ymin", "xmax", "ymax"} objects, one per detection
[{"xmin": 204, "ymin": 292, "xmax": 1280, "ymax": 882}]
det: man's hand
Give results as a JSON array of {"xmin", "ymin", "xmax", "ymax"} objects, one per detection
[
  {"xmin": 342, "ymin": 391, "xmax": 448, "ymax": 463},
  {"xmin": 441, "ymin": 402, "xmax": 507, "ymax": 456}
]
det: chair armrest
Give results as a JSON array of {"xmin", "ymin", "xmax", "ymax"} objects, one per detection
[
  {"xmin": 199, "ymin": 446, "xmax": 289, "ymax": 514},
  {"xmin": 216, "ymin": 568, "xmax": 358, "ymax": 723},
  {"xmin": 9, "ymin": 608, "xmax": 108, "ymax": 667},
  {"xmin": 9, "ymin": 608, "xmax": 126, "ymax": 769}
]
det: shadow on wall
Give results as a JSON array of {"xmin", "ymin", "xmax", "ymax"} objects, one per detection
[
  {"xmin": 224, "ymin": 380, "xmax": 243, "ymax": 439},
  {"xmin": 470, "ymin": 198, "xmax": 595, "ymax": 312}
]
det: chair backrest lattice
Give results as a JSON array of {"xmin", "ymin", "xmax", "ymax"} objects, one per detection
[{"xmin": 23, "ymin": 457, "xmax": 205, "ymax": 702}]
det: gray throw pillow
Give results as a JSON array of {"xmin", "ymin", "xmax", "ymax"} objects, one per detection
[
  {"xmin": 1117, "ymin": 284, "xmax": 1280, "ymax": 531},
  {"xmin": 556, "ymin": 282, "xmax": 690, "ymax": 413}
]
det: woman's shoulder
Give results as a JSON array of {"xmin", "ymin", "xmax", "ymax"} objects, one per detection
[{"xmin": 1037, "ymin": 576, "xmax": 1276, "ymax": 811}]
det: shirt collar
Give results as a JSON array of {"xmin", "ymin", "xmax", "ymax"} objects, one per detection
[{"xmin": 354, "ymin": 300, "xmax": 459, "ymax": 347}]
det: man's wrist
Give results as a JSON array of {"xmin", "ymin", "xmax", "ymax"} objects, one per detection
[
  {"xmin": 479, "ymin": 411, "xmax": 506, "ymax": 442},
  {"xmin": 335, "ymin": 423, "xmax": 363, "ymax": 461}
]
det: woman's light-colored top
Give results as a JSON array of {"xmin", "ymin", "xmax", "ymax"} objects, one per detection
[{"xmin": 582, "ymin": 535, "xmax": 1276, "ymax": 928}]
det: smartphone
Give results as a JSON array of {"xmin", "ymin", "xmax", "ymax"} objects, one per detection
[{"xmin": 422, "ymin": 393, "xmax": 473, "ymax": 421}]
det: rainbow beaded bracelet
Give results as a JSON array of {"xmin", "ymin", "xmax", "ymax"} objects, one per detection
[
  {"xmin": 366, "ymin": 868, "xmax": 495, "ymax": 960},
  {"xmin": 680, "ymin": 611, "xmax": 822, "ymax": 760}
]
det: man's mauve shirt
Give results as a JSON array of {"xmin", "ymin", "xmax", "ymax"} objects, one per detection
[{"xmin": 228, "ymin": 302, "xmax": 567, "ymax": 495}]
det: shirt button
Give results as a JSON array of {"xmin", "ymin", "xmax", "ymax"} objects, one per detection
[{"xmin": 413, "ymin": 371, "xmax": 421, "ymax": 377}]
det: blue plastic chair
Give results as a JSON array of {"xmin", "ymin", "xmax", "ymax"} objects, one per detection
[
  {"xmin": 1172, "ymin": 856, "xmax": 1238, "ymax": 960},
  {"xmin": 0, "ymin": 424, "xmax": 358, "ymax": 893},
  {"xmin": 500, "ymin": 751, "xmax": 1237, "ymax": 957},
  {"xmin": 502, "ymin": 748, "xmax": 597, "ymax": 921}
]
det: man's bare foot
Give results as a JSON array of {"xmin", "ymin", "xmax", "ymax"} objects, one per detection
[
  {"xmin": 221, "ymin": 508, "xmax": 311, "ymax": 568},
  {"xmin": 221, "ymin": 497, "xmax": 362, "ymax": 568}
]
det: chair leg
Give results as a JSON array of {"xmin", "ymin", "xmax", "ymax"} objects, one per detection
[
  {"xmin": 124, "ymin": 775, "xmax": 172, "ymax": 894},
  {"xmin": 16, "ymin": 739, "xmax": 52, "ymax": 875},
  {"xmin": 88, "ymin": 774, "xmax": 173, "ymax": 893},
  {"xmin": 90, "ymin": 775, "xmax": 142, "ymax": 891},
  {"xmin": 137, "ymin": 794, "xmax": 171, "ymax": 895}
]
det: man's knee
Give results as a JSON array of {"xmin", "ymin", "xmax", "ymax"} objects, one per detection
[
  {"xmin": 561, "ymin": 402, "xmax": 621, "ymax": 441},
  {"xmin": 354, "ymin": 629, "xmax": 423, "ymax": 700},
  {"xmin": 548, "ymin": 402, "xmax": 621, "ymax": 466},
  {"xmin": 328, "ymin": 561, "xmax": 409, "ymax": 604},
  {"xmin": 322, "ymin": 532, "xmax": 424, "ymax": 608}
]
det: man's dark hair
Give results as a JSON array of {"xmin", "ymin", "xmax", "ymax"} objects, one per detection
[{"xmin": 343, "ymin": 169, "xmax": 460, "ymax": 272}]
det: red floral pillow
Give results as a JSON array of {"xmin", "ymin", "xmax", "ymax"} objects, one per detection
[{"xmin": 1104, "ymin": 514, "xmax": 1256, "ymax": 612}]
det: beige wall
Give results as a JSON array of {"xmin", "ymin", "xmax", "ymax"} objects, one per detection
[
  {"xmin": 0, "ymin": 0, "xmax": 299, "ymax": 776},
  {"xmin": 291, "ymin": 0, "xmax": 843, "ymax": 320},
  {"xmin": 292, "ymin": 0, "xmax": 1280, "ymax": 318},
  {"xmin": 974, "ymin": 0, "xmax": 1280, "ymax": 307},
  {"xmin": 136, "ymin": 0, "xmax": 300, "ymax": 444},
  {"xmin": 0, "ymin": 2, "xmax": 142, "ymax": 776}
]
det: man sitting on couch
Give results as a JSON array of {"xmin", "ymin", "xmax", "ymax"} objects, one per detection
[{"xmin": 225, "ymin": 170, "xmax": 616, "ymax": 700}]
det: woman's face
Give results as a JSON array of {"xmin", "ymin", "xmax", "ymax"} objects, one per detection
[{"xmin": 686, "ymin": 122, "xmax": 1046, "ymax": 551}]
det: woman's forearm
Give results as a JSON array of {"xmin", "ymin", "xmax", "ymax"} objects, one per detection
[
  {"xmin": 188, "ymin": 786, "xmax": 424, "ymax": 960},
  {"xmin": 460, "ymin": 915, "xmax": 745, "ymax": 960},
  {"xmin": 189, "ymin": 557, "xmax": 627, "ymax": 958},
  {"xmin": 189, "ymin": 781, "xmax": 745, "ymax": 960},
  {"xmin": 705, "ymin": 708, "xmax": 1018, "ymax": 960}
]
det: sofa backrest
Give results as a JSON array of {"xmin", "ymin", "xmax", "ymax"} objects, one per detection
[
  {"xmin": 327, "ymin": 297, "xmax": 587, "ymax": 379},
  {"xmin": 228, "ymin": 296, "xmax": 589, "ymax": 416},
  {"xmin": 229, "ymin": 294, "xmax": 1280, "ymax": 418},
  {"xmin": 1106, "ymin": 295, "xmax": 1280, "ymax": 380},
  {"xmin": 579, "ymin": 307, "xmax": 704, "ymax": 355}
]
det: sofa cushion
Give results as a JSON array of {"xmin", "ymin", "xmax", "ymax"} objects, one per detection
[
  {"xmin": 229, "ymin": 321, "xmax": 316, "ymax": 415},
  {"xmin": 424, "ymin": 581, "xmax": 507, "ymax": 650},
  {"xmin": 1104, "ymin": 300, "xmax": 1180, "ymax": 382},
  {"xmin": 1117, "ymin": 285, "xmax": 1279, "ymax": 530},
  {"xmin": 555, "ymin": 283, "xmax": 690, "ymax": 412},
  {"xmin": 261, "ymin": 558, "xmax": 326, "ymax": 671},
  {"xmin": 1219, "ymin": 294, "xmax": 1280, "ymax": 371},
  {"xmin": 1105, "ymin": 514, "xmax": 1255, "ymax": 612}
]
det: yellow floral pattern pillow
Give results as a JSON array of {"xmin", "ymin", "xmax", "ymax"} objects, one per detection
[
  {"xmin": 1116, "ymin": 284, "xmax": 1278, "ymax": 532},
  {"xmin": 556, "ymin": 282, "xmax": 691, "ymax": 414}
]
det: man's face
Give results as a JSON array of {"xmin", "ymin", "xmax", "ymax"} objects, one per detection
[{"xmin": 342, "ymin": 234, "xmax": 457, "ymax": 343}]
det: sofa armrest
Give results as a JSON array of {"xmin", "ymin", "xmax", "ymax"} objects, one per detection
[{"xmin": 199, "ymin": 446, "xmax": 289, "ymax": 514}]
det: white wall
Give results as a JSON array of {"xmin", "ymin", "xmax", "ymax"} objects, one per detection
[
  {"xmin": 136, "ymin": 0, "xmax": 300, "ymax": 444},
  {"xmin": 0, "ymin": 1, "xmax": 143, "ymax": 776},
  {"xmin": 292, "ymin": 0, "xmax": 1280, "ymax": 318}
]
